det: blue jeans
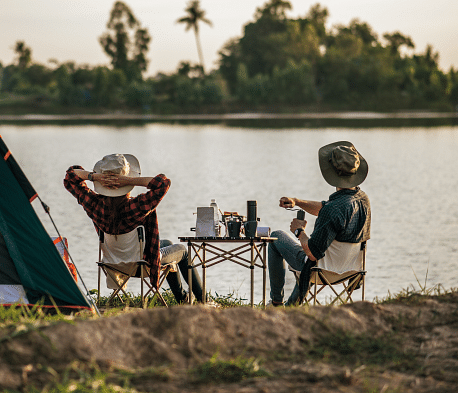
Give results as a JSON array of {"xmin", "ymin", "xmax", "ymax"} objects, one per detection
[
  {"xmin": 160, "ymin": 240, "xmax": 203, "ymax": 302},
  {"xmin": 268, "ymin": 230, "xmax": 308, "ymax": 305}
]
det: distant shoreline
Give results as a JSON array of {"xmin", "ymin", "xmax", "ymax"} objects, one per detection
[{"xmin": 0, "ymin": 111, "xmax": 457, "ymax": 122}]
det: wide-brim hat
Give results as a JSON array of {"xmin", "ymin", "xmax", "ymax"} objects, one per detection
[
  {"xmin": 93, "ymin": 153, "xmax": 141, "ymax": 197},
  {"xmin": 318, "ymin": 141, "xmax": 368, "ymax": 188}
]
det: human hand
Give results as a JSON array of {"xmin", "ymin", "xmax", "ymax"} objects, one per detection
[
  {"xmin": 290, "ymin": 218, "xmax": 307, "ymax": 234},
  {"xmin": 279, "ymin": 197, "xmax": 295, "ymax": 209},
  {"xmin": 97, "ymin": 174, "xmax": 131, "ymax": 189}
]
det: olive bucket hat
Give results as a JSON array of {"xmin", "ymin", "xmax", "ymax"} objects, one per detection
[
  {"xmin": 93, "ymin": 153, "xmax": 141, "ymax": 197},
  {"xmin": 318, "ymin": 141, "xmax": 368, "ymax": 188}
]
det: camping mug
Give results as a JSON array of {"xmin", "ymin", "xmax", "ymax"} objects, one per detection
[
  {"xmin": 256, "ymin": 226, "xmax": 271, "ymax": 237},
  {"xmin": 244, "ymin": 221, "xmax": 257, "ymax": 238},
  {"xmin": 227, "ymin": 220, "xmax": 242, "ymax": 237}
]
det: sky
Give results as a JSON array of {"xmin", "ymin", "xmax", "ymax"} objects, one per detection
[{"xmin": 1, "ymin": 0, "xmax": 457, "ymax": 76}]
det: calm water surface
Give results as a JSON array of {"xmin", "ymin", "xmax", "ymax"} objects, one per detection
[{"xmin": 1, "ymin": 122, "xmax": 458, "ymax": 303}]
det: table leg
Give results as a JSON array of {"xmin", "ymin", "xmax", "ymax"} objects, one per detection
[
  {"xmin": 262, "ymin": 241, "xmax": 267, "ymax": 308},
  {"xmin": 202, "ymin": 243, "xmax": 206, "ymax": 304},
  {"xmin": 187, "ymin": 241, "xmax": 192, "ymax": 305},
  {"xmin": 250, "ymin": 240, "xmax": 254, "ymax": 307}
]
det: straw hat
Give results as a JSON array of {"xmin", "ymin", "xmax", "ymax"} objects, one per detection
[
  {"xmin": 318, "ymin": 141, "xmax": 368, "ymax": 188},
  {"xmin": 93, "ymin": 154, "xmax": 141, "ymax": 197}
]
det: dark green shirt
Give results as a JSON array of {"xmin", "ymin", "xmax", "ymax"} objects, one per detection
[{"xmin": 307, "ymin": 187, "xmax": 371, "ymax": 260}]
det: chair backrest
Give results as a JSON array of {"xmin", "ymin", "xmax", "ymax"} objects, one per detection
[
  {"xmin": 99, "ymin": 226, "xmax": 145, "ymax": 265},
  {"xmin": 316, "ymin": 240, "xmax": 365, "ymax": 274}
]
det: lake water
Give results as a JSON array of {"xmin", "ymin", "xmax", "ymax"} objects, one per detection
[{"xmin": 1, "ymin": 120, "xmax": 458, "ymax": 304}]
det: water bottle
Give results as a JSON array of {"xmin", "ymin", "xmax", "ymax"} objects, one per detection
[{"xmin": 210, "ymin": 199, "xmax": 222, "ymax": 236}]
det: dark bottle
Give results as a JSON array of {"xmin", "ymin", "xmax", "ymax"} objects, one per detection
[{"xmin": 247, "ymin": 200, "xmax": 257, "ymax": 222}]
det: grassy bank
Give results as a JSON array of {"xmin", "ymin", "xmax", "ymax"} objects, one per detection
[{"xmin": 1, "ymin": 284, "xmax": 457, "ymax": 392}]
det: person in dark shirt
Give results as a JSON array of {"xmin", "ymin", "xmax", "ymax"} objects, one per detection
[
  {"xmin": 268, "ymin": 141, "xmax": 371, "ymax": 306},
  {"xmin": 64, "ymin": 153, "xmax": 203, "ymax": 303}
]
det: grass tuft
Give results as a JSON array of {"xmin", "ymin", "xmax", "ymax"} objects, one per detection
[
  {"xmin": 190, "ymin": 353, "xmax": 270, "ymax": 383},
  {"xmin": 374, "ymin": 284, "xmax": 458, "ymax": 305},
  {"xmin": 93, "ymin": 289, "xmax": 249, "ymax": 309},
  {"xmin": 308, "ymin": 329, "xmax": 418, "ymax": 371}
]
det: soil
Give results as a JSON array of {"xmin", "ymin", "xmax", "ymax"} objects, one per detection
[{"xmin": 1, "ymin": 293, "xmax": 458, "ymax": 392}]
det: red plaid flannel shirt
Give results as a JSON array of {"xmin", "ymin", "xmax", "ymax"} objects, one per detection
[{"xmin": 64, "ymin": 166, "xmax": 171, "ymax": 289}]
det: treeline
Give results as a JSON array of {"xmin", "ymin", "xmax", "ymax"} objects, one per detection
[{"xmin": 1, "ymin": 0, "xmax": 458, "ymax": 114}]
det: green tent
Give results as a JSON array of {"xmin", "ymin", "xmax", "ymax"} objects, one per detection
[{"xmin": 0, "ymin": 135, "xmax": 92, "ymax": 311}]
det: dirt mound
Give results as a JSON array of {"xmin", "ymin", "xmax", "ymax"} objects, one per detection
[{"xmin": 2, "ymin": 293, "xmax": 458, "ymax": 392}]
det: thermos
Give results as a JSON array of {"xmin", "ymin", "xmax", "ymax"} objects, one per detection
[
  {"xmin": 297, "ymin": 209, "xmax": 305, "ymax": 220},
  {"xmin": 245, "ymin": 200, "xmax": 258, "ymax": 238},
  {"xmin": 247, "ymin": 200, "xmax": 257, "ymax": 221}
]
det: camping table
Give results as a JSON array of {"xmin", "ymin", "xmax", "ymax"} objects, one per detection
[{"xmin": 178, "ymin": 236, "xmax": 276, "ymax": 308}]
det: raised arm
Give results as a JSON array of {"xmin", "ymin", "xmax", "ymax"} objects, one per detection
[
  {"xmin": 279, "ymin": 196, "xmax": 322, "ymax": 217},
  {"xmin": 73, "ymin": 169, "xmax": 155, "ymax": 190},
  {"xmin": 280, "ymin": 196, "xmax": 321, "ymax": 261}
]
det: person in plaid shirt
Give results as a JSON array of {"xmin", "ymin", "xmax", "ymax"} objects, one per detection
[
  {"xmin": 268, "ymin": 141, "xmax": 371, "ymax": 306},
  {"xmin": 64, "ymin": 153, "xmax": 203, "ymax": 303}
]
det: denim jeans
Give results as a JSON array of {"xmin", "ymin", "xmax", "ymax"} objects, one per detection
[
  {"xmin": 268, "ymin": 230, "xmax": 308, "ymax": 305},
  {"xmin": 160, "ymin": 240, "xmax": 203, "ymax": 302}
]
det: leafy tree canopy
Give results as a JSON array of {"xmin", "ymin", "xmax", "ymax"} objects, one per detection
[
  {"xmin": 99, "ymin": 1, "xmax": 151, "ymax": 81},
  {"xmin": 14, "ymin": 41, "xmax": 32, "ymax": 70}
]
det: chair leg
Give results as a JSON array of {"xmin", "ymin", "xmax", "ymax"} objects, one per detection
[
  {"xmin": 329, "ymin": 285, "xmax": 352, "ymax": 305},
  {"xmin": 105, "ymin": 264, "xmax": 138, "ymax": 306},
  {"xmin": 308, "ymin": 282, "xmax": 327, "ymax": 305},
  {"xmin": 313, "ymin": 270, "xmax": 318, "ymax": 305},
  {"xmin": 319, "ymin": 272, "xmax": 347, "ymax": 305},
  {"xmin": 155, "ymin": 291, "xmax": 169, "ymax": 307},
  {"xmin": 344, "ymin": 275, "xmax": 363, "ymax": 304},
  {"xmin": 308, "ymin": 270, "xmax": 365, "ymax": 306},
  {"xmin": 100, "ymin": 261, "xmax": 177, "ymax": 309},
  {"xmin": 141, "ymin": 265, "xmax": 145, "ymax": 309},
  {"xmin": 145, "ymin": 265, "xmax": 174, "ymax": 307},
  {"xmin": 97, "ymin": 265, "xmax": 101, "ymax": 305}
]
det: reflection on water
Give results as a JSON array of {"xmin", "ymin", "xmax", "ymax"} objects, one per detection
[
  {"xmin": 1, "ymin": 122, "xmax": 458, "ymax": 303},
  {"xmin": 2, "ymin": 115, "xmax": 457, "ymax": 130}
]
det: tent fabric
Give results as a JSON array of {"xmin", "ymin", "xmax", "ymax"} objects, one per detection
[
  {"xmin": 0, "ymin": 137, "xmax": 37, "ymax": 202},
  {"xmin": 0, "ymin": 232, "xmax": 21, "ymax": 285},
  {"xmin": 0, "ymin": 136, "xmax": 91, "ymax": 310},
  {"xmin": 0, "ymin": 285, "xmax": 29, "ymax": 304}
]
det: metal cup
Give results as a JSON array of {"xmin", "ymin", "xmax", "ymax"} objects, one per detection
[
  {"xmin": 256, "ymin": 226, "xmax": 271, "ymax": 237},
  {"xmin": 227, "ymin": 220, "xmax": 242, "ymax": 237},
  {"xmin": 244, "ymin": 221, "xmax": 258, "ymax": 238}
]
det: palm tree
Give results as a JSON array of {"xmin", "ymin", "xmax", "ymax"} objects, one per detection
[{"xmin": 177, "ymin": 0, "xmax": 212, "ymax": 75}]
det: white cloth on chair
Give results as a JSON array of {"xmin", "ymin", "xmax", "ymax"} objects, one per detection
[
  {"xmin": 309, "ymin": 240, "xmax": 364, "ymax": 286},
  {"xmin": 101, "ymin": 226, "xmax": 145, "ymax": 289},
  {"xmin": 289, "ymin": 240, "xmax": 364, "ymax": 284},
  {"xmin": 288, "ymin": 240, "xmax": 366, "ymax": 304},
  {"xmin": 316, "ymin": 240, "xmax": 363, "ymax": 274}
]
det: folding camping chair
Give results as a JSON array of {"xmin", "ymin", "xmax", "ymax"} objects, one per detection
[
  {"xmin": 96, "ymin": 226, "xmax": 178, "ymax": 308},
  {"xmin": 291, "ymin": 241, "xmax": 367, "ymax": 306}
]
